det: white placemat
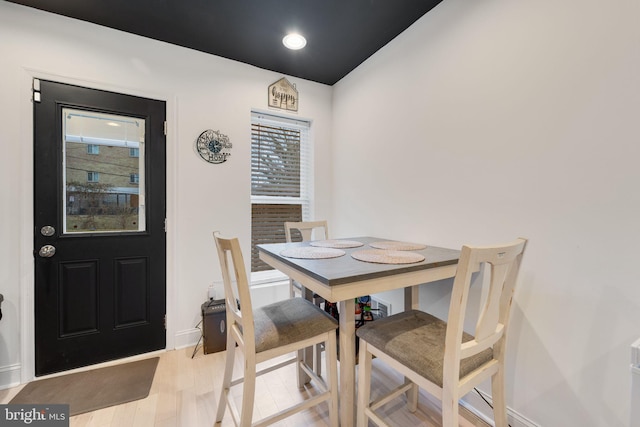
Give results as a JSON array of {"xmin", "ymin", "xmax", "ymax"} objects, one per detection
[
  {"xmin": 369, "ymin": 241, "xmax": 427, "ymax": 251},
  {"xmin": 351, "ymin": 249, "xmax": 425, "ymax": 264},
  {"xmin": 310, "ymin": 239, "xmax": 364, "ymax": 249},
  {"xmin": 280, "ymin": 247, "xmax": 346, "ymax": 259}
]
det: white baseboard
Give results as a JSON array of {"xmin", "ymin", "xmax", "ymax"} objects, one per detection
[
  {"xmin": 461, "ymin": 389, "xmax": 540, "ymax": 427},
  {"xmin": 174, "ymin": 327, "xmax": 202, "ymax": 350},
  {"xmin": 0, "ymin": 363, "xmax": 23, "ymax": 391}
]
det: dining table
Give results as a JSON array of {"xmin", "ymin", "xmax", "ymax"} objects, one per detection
[{"xmin": 257, "ymin": 236, "xmax": 461, "ymax": 425}]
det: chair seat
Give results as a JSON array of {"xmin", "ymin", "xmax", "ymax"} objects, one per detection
[
  {"xmin": 356, "ymin": 310, "xmax": 493, "ymax": 387},
  {"xmin": 254, "ymin": 298, "xmax": 338, "ymax": 353}
]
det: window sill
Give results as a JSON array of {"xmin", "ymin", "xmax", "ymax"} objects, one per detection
[{"xmin": 251, "ymin": 269, "xmax": 288, "ymax": 286}]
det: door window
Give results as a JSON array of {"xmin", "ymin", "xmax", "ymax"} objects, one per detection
[{"xmin": 63, "ymin": 108, "xmax": 146, "ymax": 233}]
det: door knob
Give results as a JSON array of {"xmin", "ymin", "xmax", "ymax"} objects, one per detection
[{"xmin": 38, "ymin": 245, "xmax": 56, "ymax": 258}]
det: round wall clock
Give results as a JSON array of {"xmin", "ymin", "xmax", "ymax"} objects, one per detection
[{"xmin": 195, "ymin": 129, "xmax": 232, "ymax": 164}]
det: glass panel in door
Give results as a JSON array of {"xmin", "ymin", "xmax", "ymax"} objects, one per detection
[{"xmin": 62, "ymin": 108, "xmax": 146, "ymax": 233}]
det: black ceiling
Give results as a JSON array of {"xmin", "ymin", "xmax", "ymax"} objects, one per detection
[{"xmin": 6, "ymin": 0, "xmax": 443, "ymax": 85}]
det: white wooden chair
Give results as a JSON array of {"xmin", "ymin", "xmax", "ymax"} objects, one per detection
[
  {"xmin": 356, "ymin": 238, "xmax": 527, "ymax": 427},
  {"xmin": 284, "ymin": 220, "xmax": 329, "ymax": 377},
  {"xmin": 284, "ymin": 220, "xmax": 329, "ymax": 298},
  {"xmin": 213, "ymin": 232, "xmax": 339, "ymax": 427}
]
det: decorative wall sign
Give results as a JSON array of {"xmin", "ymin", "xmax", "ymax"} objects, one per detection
[
  {"xmin": 195, "ymin": 129, "xmax": 232, "ymax": 164},
  {"xmin": 268, "ymin": 77, "xmax": 298, "ymax": 112}
]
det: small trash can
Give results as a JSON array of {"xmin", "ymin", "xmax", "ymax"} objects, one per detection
[{"xmin": 202, "ymin": 300, "xmax": 226, "ymax": 354}]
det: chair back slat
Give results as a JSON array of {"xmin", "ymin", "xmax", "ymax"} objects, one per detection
[
  {"xmin": 284, "ymin": 220, "xmax": 329, "ymax": 243},
  {"xmin": 213, "ymin": 232, "xmax": 255, "ymax": 353},
  {"xmin": 475, "ymin": 261, "xmax": 511, "ymax": 342},
  {"xmin": 447, "ymin": 239, "xmax": 527, "ymax": 363}
]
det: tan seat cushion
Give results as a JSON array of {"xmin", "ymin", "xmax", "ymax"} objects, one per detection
[
  {"xmin": 254, "ymin": 298, "xmax": 338, "ymax": 353},
  {"xmin": 356, "ymin": 310, "xmax": 493, "ymax": 387}
]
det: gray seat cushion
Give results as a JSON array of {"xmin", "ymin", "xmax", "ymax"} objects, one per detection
[
  {"xmin": 254, "ymin": 298, "xmax": 338, "ymax": 353},
  {"xmin": 356, "ymin": 310, "xmax": 493, "ymax": 387}
]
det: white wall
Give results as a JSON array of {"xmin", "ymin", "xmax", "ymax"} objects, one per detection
[
  {"xmin": 332, "ymin": 0, "xmax": 640, "ymax": 426},
  {"xmin": 0, "ymin": 1, "xmax": 332, "ymax": 385},
  {"xmin": 2, "ymin": 0, "xmax": 639, "ymax": 425}
]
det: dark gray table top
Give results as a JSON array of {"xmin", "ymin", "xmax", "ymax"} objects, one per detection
[{"xmin": 258, "ymin": 236, "xmax": 460, "ymax": 286}]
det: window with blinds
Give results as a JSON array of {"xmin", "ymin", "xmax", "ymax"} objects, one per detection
[{"xmin": 251, "ymin": 112, "xmax": 311, "ymax": 273}]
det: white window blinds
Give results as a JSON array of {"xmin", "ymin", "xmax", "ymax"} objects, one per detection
[{"xmin": 251, "ymin": 112, "xmax": 311, "ymax": 273}]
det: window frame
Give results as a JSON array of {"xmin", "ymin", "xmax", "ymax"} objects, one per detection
[
  {"xmin": 87, "ymin": 171, "xmax": 100, "ymax": 182},
  {"xmin": 250, "ymin": 110, "xmax": 313, "ymax": 283}
]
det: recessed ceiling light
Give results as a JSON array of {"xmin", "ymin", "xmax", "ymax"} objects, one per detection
[{"xmin": 283, "ymin": 33, "xmax": 307, "ymax": 50}]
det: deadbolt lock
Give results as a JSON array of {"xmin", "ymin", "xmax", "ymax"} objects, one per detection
[{"xmin": 40, "ymin": 225, "xmax": 55, "ymax": 237}]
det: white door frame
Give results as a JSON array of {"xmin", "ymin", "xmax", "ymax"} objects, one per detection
[{"xmin": 19, "ymin": 68, "xmax": 177, "ymax": 382}]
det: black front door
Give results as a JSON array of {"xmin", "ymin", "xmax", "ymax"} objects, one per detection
[{"xmin": 33, "ymin": 80, "xmax": 166, "ymax": 376}]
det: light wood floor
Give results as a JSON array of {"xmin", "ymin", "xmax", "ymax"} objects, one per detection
[{"xmin": 0, "ymin": 347, "xmax": 490, "ymax": 426}]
